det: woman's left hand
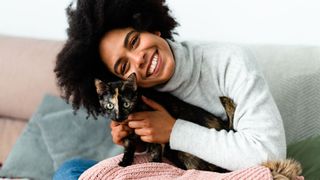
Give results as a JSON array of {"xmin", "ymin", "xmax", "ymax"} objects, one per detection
[{"xmin": 127, "ymin": 96, "xmax": 176, "ymax": 144}]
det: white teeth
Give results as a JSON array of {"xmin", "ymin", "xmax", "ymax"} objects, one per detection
[{"xmin": 148, "ymin": 54, "xmax": 158, "ymax": 75}]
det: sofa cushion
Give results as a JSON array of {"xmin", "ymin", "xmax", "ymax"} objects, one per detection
[
  {"xmin": 0, "ymin": 117, "xmax": 26, "ymax": 163},
  {"xmin": 0, "ymin": 98, "xmax": 55, "ymax": 179},
  {"xmin": 37, "ymin": 99, "xmax": 122, "ymax": 170},
  {"xmin": 0, "ymin": 95, "xmax": 121, "ymax": 179},
  {"xmin": 246, "ymin": 44, "xmax": 320, "ymax": 144},
  {"xmin": 0, "ymin": 35, "xmax": 61, "ymax": 120}
]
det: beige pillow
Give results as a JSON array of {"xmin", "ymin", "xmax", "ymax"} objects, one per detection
[{"xmin": 0, "ymin": 35, "xmax": 62, "ymax": 120}]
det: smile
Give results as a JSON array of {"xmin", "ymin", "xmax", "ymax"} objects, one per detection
[{"xmin": 147, "ymin": 51, "xmax": 159, "ymax": 76}]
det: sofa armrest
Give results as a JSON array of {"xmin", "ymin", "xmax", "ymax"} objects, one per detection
[
  {"xmin": 0, "ymin": 117, "xmax": 27, "ymax": 163},
  {"xmin": 0, "ymin": 35, "xmax": 62, "ymax": 120}
]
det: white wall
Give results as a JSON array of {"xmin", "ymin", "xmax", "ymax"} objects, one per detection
[
  {"xmin": 0, "ymin": 0, "xmax": 70, "ymax": 40},
  {"xmin": 0, "ymin": 0, "xmax": 319, "ymax": 45},
  {"xmin": 168, "ymin": 0, "xmax": 320, "ymax": 45}
]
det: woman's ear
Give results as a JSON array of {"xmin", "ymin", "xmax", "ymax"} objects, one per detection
[{"xmin": 154, "ymin": 31, "xmax": 161, "ymax": 37}]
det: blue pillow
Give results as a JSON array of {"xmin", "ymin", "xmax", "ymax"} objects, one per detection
[
  {"xmin": 0, "ymin": 95, "xmax": 122, "ymax": 179},
  {"xmin": 38, "ymin": 105, "xmax": 122, "ymax": 170}
]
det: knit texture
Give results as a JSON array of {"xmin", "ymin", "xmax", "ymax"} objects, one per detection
[{"xmin": 79, "ymin": 153, "xmax": 273, "ymax": 180}]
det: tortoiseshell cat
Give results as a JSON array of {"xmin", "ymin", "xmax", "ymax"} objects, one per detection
[
  {"xmin": 95, "ymin": 73, "xmax": 303, "ymax": 179},
  {"xmin": 95, "ymin": 73, "xmax": 234, "ymax": 172}
]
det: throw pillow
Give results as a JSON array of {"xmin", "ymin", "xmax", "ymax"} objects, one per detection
[{"xmin": 287, "ymin": 135, "xmax": 320, "ymax": 180}]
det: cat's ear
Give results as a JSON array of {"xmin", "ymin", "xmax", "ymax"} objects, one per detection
[
  {"xmin": 123, "ymin": 73, "xmax": 137, "ymax": 91},
  {"xmin": 94, "ymin": 79, "xmax": 108, "ymax": 95}
]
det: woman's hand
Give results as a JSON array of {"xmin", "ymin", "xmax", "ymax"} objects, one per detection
[
  {"xmin": 127, "ymin": 96, "xmax": 176, "ymax": 144},
  {"xmin": 110, "ymin": 121, "xmax": 132, "ymax": 146}
]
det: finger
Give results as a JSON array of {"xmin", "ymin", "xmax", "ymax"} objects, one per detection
[
  {"xmin": 140, "ymin": 135, "xmax": 153, "ymax": 143},
  {"xmin": 111, "ymin": 129, "xmax": 132, "ymax": 145},
  {"xmin": 111, "ymin": 130, "xmax": 129, "ymax": 140},
  {"xmin": 110, "ymin": 121, "xmax": 120, "ymax": 128},
  {"xmin": 110, "ymin": 121, "xmax": 130, "ymax": 132},
  {"xmin": 134, "ymin": 128, "xmax": 152, "ymax": 136},
  {"xmin": 122, "ymin": 124, "xmax": 132, "ymax": 132},
  {"xmin": 111, "ymin": 132, "xmax": 123, "ymax": 145},
  {"xmin": 128, "ymin": 120, "xmax": 149, "ymax": 129},
  {"xmin": 142, "ymin": 96, "xmax": 166, "ymax": 111}
]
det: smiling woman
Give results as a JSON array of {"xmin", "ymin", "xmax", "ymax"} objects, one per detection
[
  {"xmin": 99, "ymin": 28, "xmax": 175, "ymax": 88},
  {"xmin": 54, "ymin": 0, "xmax": 178, "ymax": 118},
  {"xmin": 53, "ymin": 0, "xmax": 291, "ymax": 179}
]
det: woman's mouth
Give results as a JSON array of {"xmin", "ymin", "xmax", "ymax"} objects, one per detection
[{"xmin": 147, "ymin": 51, "xmax": 160, "ymax": 77}]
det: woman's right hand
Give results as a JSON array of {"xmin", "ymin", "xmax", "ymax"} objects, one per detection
[{"xmin": 110, "ymin": 121, "xmax": 132, "ymax": 146}]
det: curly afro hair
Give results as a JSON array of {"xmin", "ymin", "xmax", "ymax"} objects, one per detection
[{"xmin": 54, "ymin": 0, "xmax": 179, "ymax": 118}]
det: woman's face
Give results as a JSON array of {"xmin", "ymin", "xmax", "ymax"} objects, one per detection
[{"xmin": 99, "ymin": 27, "xmax": 175, "ymax": 88}]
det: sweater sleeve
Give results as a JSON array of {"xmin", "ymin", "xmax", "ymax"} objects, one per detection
[{"xmin": 169, "ymin": 46, "xmax": 287, "ymax": 171}]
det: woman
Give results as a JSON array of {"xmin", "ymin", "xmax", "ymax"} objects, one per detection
[{"xmin": 54, "ymin": 0, "xmax": 286, "ymax": 179}]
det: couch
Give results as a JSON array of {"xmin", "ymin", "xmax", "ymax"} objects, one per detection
[
  {"xmin": 0, "ymin": 35, "xmax": 61, "ymax": 163},
  {"xmin": 0, "ymin": 35, "xmax": 319, "ymax": 179}
]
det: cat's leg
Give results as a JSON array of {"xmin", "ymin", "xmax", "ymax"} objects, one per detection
[
  {"xmin": 219, "ymin": 96, "xmax": 236, "ymax": 130},
  {"xmin": 163, "ymin": 146, "xmax": 187, "ymax": 170},
  {"xmin": 118, "ymin": 137, "xmax": 136, "ymax": 167},
  {"xmin": 149, "ymin": 143, "xmax": 163, "ymax": 162},
  {"xmin": 175, "ymin": 151, "xmax": 229, "ymax": 172}
]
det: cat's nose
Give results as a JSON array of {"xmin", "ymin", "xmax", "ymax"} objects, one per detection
[{"xmin": 115, "ymin": 114, "xmax": 126, "ymax": 122}]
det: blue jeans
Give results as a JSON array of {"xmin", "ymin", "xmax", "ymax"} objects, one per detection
[{"xmin": 53, "ymin": 159, "xmax": 98, "ymax": 180}]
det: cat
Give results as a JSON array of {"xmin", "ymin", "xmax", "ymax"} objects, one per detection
[
  {"xmin": 95, "ymin": 73, "xmax": 302, "ymax": 179},
  {"xmin": 95, "ymin": 73, "xmax": 234, "ymax": 172}
]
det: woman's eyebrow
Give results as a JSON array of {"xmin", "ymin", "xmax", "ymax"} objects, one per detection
[{"xmin": 124, "ymin": 30, "xmax": 136, "ymax": 48}]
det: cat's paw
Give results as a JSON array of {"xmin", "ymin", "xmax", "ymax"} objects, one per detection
[{"xmin": 118, "ymin": 161, "xmax": 131, "ymax": 167}]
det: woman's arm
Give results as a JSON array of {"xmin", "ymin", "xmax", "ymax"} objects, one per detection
[{"xmin": 169, "ymin": 46, "xmax": 286, "ymax": 171}]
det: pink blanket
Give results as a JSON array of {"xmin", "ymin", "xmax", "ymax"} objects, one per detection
[{"xmin": 80, "ymin": 153, "xmax": 275, "ymax": 180}]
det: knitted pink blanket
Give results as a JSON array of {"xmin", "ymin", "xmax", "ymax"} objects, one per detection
[{"xmin": 80, "ymin": 153, "xmax": 275, "ymax": 180}]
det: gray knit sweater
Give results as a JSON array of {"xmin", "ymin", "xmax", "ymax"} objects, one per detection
[{"xmin": 156, "ymin": 40, "xmax": 286, "ymax": 171}]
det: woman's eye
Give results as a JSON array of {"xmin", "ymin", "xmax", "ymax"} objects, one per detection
[
  {"xmin": 121, "ymin": 62, "xmax": 127, "ymax": 75},
  {"xmin": 123, "ymin": 102, "xmax": 130, "ymax": 108},
  {"xmin": 130, "ymin": 34, "xmax": 140, "ymax": 48},
  {"xmin": 105, "ymin": 103, "xmax": 114, "ymax": 110}
]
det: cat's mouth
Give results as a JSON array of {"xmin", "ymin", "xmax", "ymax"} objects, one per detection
[
  {"xmin": 107, "ymin": 111, "xmax": 129, "ymax": 122},
  {"xmin": 112, "ymin": 116, "xmax": 129, "ymax": 123},
  {"xmin": 146, "ymin": 50, "xmax": 160, "ymax": 77}
]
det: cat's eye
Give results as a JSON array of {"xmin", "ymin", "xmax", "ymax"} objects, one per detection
[
  {"xmin": 105, "ymin": 103, "xmax": 114, "ymax": 110},
  {"xmin": 123, "ymin": 102, "xmax": 131, "ymax": 108}
]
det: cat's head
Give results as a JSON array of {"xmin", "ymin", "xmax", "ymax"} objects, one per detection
[{"xmin": 95, "ymin": 73, "xmax": 138, "ymax": 122}]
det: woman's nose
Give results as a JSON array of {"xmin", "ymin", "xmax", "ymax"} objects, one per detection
[{"xmin": 128, "ymin": 51, "xmax": 146, "ymax": 69}]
